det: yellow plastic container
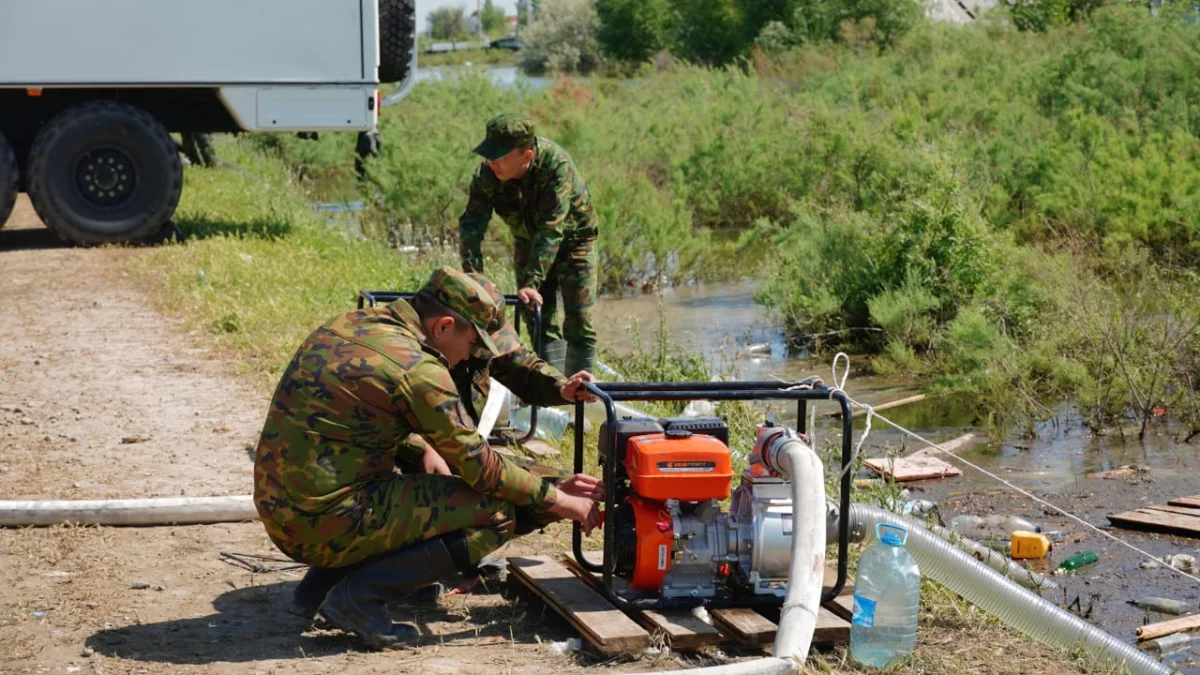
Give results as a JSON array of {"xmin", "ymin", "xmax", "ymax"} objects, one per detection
[{"xmin": 1010, "ymin": 530, "xmax": 1052, "ymax": 559}]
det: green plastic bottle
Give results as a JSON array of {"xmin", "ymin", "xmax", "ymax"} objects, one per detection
[{"xmin": 1057, "ymin": 551, "xmax": 1099, "ymax": 572}]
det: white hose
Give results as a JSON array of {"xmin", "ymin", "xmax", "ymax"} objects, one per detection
[
  {"xmin": 770, "ymin": 436, "xmax": 826, "ymax": 660},
  {"xmin": 0, "ymin": 495, "xmax": 258, "ymax": 527},
  {"xmin": 846, "ymin": 504, "xmax": 1170, "ymax": 675}
]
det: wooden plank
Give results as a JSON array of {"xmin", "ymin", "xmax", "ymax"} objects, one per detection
[
  {"xmin": 813, "ymin": 607, "xmax": 851, "ymax": 644},
  {"xmin": 1142, "ymin": 505, "xmax": 1200, "ymax": 518},
  {"xmin": 1168, "ymin": 496, "xmax": 1200, "ymax": 509},
  {"xmin": 864, "ymin": 455, "xmax": 963, "ymax": 482},
  {"xmin": 507, "ymin": 556, "xmax": 650, "ymax": 654},
  {"xmin": 824, "ymin": 394, "xmax": 927, "ymax": 418},
  {"xmin": 521, "ymin": 439, "xmax": 560, "ymax": 458},
  {"xmin": 561, "ymin": 553, "xmax": 723, "ymax": 650},
  {"xmin": 823, "ymin": 594, "xmax": 855, "ymax": 622},
  {"xmin": 1107, "ymin": 509, "xmax": 1200, "ymax": 538},
  {"xmin": 710, "ymin": 608, "xmax": 776, "ymax": 645},
  {"xmin": 641, "ymin": 609, "xmax": 724, "ymax": 650},
  {"xmin": 908, "ymin": 433, "xmax": 977, "ymax": 459}
]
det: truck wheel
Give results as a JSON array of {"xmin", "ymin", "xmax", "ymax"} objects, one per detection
[
  {"xmin": 0, "ymin": 132, "xmax": 17, "ymax": 229},
  {"xmin": 379, "ymin": 0, "xmax": 416, "ymax": 84},
  {"xmin": 26, "ymin": 101, "xmax": 182, "ymax": 246}
]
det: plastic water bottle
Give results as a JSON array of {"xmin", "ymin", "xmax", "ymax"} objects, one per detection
[
  {"xmin": 511, "ymin": 405, "xmax": 571, "ymax": 440},
  {"xmin": 851, "ymin": 523, "xmax": 921, "ymax": 668},
  {"xmin": 949, "ymin": 514, "xmax": 1039, "ymax": 542}
]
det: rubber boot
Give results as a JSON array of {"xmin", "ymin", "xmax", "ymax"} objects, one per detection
[
  {"xmin": 288, "ymin": 565, "xmax": 352, "ymax": 620},
  {"xmin": 317, "ymin": 533, "xmax": 477, "ymax": 650},
  {"xmin": 540, "ymin": 339, "xmax": 568, "ymax": 375},
  {"xmin": 565, "ymin": 344, "xmax": 596, "ymax": 377}
]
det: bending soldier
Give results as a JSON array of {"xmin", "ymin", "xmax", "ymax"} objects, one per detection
[{"xmin": 458, "ymin": 112, "xmax": 599, "ymax": 377}]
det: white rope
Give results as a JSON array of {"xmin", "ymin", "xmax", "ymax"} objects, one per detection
[
  {"xmin": 822, "ymin": 353, "xmax": 875, "ymax": 480},
  {"xmin": 811, "ymin": 352, "xmax": 1200, "ymax": 587}
]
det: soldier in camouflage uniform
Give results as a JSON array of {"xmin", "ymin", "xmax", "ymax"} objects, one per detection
[
  {"xmin": 459, "ymin": 112, "xmax": 599, "ymax": 377},
  {"xmin": 254, "ymin": 267, "xmax": 603, "ymax": 650}
]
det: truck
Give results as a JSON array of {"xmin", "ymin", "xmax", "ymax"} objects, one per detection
[{"xmin": 0, "ymin": 0, "xmax": 416, "ymax": 245}]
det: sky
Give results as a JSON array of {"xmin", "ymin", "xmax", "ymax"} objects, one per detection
[{"xmin": 415, "ymin": 0, "xmax": 520, "ymax": 33}]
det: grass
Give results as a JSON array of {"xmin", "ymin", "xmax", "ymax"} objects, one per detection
[{"xmin": 131, "ymin": 137, "xmax": 464, "ymax": 389}]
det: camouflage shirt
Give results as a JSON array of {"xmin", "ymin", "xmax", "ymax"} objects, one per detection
[
  {"xmin": 459, "ymin": 137, "xmax": 598, "ymax": 289},
  {"xmin": 253, "ymin": 300, "xmax": 558, "ymax": 548}
]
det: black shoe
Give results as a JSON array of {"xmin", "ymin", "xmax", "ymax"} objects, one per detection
[
  {"xmin": 317, "ymin": 533, "xmax": 475, "ymax": 650},
  {"xmin": 288, "ymin": 565, "xmax": 352, "ymax": 620}
]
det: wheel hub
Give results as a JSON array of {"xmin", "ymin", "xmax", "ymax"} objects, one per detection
[{"xmin": 77, "ymin": 149, "xmax": 135, "ymax": 206}]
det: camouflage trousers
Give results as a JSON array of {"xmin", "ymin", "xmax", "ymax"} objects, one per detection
[
  {"xmin": 515, "ymin": 234, "xmax": 597, "ymax": 354},
  {"xmin": 263, "ymin": 473, "xmax": 539, "ymax": 569},
  {"xmin": 180, "ymin": 133, "xmax": 219, "ymax": 167}
]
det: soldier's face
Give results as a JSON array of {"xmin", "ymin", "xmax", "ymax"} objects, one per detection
[
  {"xmin": 427, "ymin": 317, "xmax": 480, "ymax": 368},
  {"xmin": 487, "ymin": 148, "xmax": 534, "ymax": 181}
]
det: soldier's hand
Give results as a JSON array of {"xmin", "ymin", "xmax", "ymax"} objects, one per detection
[
  {"xmin": 517, "ymin": 287, "xmax": 543, "ymax": 308},
  {"xmin": 560, "ymin": 371, "xmax": 597, "ymax": 402},
  {"xmin": 550, "ymin": 492, "xmax": 602, "ymax": 535},
  {"xmin": 421, "ymin": 446, "xmax": 452, "ymax": 476},
  {"xmin": 557, "ymin": 473, "xmax": 604, "ymax": 501}
]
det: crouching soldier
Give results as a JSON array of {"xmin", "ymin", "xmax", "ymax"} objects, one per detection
[{"xmin": 253, "ymin": 267, "xmax": 602, "ymax": 649}]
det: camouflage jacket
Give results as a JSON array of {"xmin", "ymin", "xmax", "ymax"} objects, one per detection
[
  {"xmin": 253, "ymin": 301, "xmax": 559, "ymax": 539},
  {"xmin": 459, "ymin": 137, "xmax": 598, "ymax": 289}
]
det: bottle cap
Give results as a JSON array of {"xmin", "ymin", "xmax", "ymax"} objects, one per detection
[{"xmin": 877, "ymin": 522, "xmax": 908, "ymax": 546}]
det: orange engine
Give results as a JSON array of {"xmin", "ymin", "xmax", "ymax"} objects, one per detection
[{"xmin": 623, "ymin": 429, "xmax": 734, "ymax": 502}]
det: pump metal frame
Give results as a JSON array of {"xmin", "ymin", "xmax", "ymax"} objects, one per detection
[
  {"xmin": 571, "ymin": 379, "xmax": 853, "ymax": 610},
  {"xmin": 356, "ymin": 289, "xmax": 544, "ymax": 444}
]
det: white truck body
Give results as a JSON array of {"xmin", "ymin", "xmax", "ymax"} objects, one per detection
[
  {"xmin": 0, "ymin": 0, "xmax": 416, "ymax": 243},
  {"xmin": 0, "ymin": 0, "xmax": 387, "ymax": 132}
]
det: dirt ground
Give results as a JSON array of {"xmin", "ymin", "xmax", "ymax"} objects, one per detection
[{"xmin": 0, "ymin": 197, "xmax": 1107, "ymax": 675}]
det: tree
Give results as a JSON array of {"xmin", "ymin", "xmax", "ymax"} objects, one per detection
[
  {"xmin": 791, "ymin": 0, "xmax": 923, "ymax": 47},
  {"xmin": 666, "ymin": 0, "xmax": 747, "ymax": 66},
  {"xmin": 480, "ymin": 0, "xmax": 508, "ymax": 35},
  {"xmin": 428, "ymin": 6, "xmax": 466, "ymax": 40},
  {"xmin": 1002, "ymin": 0, "xmax": 1109, "ymax": 32},
  {"xmin": 518, "ymin": 0, "xmax": 604, "ymax": 74},
  {"xmin": 595, "ymin": 0, "xmax": 671, "ymax": 63}
]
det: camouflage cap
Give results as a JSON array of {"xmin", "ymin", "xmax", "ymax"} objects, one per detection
[
  {"xmin": 466, "ymin": 272, "xmax": 524, "ymax": 358},
  {"xmin": 419, "ymin": 267, "xmax": 502, "ymax": 358},
  {"xmin": 472, "ymin": 112, "xmax": 535, "ymax": 161}
]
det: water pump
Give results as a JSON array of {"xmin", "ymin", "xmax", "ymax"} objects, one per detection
[
  {"xmin": 600, "ymin": 416, "xmax": 814, "ymax": 604},
  {"xmin": 570, "ymin": 379, "xmax": 854, "ymax": 611}
]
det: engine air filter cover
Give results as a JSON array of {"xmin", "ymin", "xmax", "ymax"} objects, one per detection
[{"xmin": 623, "ymin": 430, "xmax": 734, "ymax": 502}]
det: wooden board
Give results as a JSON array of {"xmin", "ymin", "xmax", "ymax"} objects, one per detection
[
  {"xmin": 507, "ymin": 556, "xmax": 651, "ymax": 654},
  {"xmin": 908, "ymin": 433, "xmax": 977, "ymax": 459},
  {"xmin": 824, "ymin": 594, "xmax": 855, "ymax": 622},
  {"xmin": 562, "ymin": 553, "xmax": 723, "ymax": 650},
  {"xmin": 709, "ymin": 608, "xmax": 776, "ymax": 645},
  {"xmin": 824, "ymin": 394, "xmax": 927, "ymax": 419},
  {"xmin": 864, "ymin": 455, "xmax": 963, "ymax": 482},
  {"xmin": 1107, "ymin": 509, "xmax": 1200, "ymax": 538},
  {"xmin": 1143, "ymin": 505, "xmax": 1200, "ymax": 518},
  {"xmin": 521, "ymin": 439, "xmax": 560, "ymax": 459},
  {"xmin": 1168, "ymin": 496, "xmax": 1200, "ymax": 509},
  {"xmin": 562, "ymin": 552, "xmax": 854, "ymax": 649},
  {"xmin": 813, "ymin": 607, "xmax": 852, "ymax": 644}
]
